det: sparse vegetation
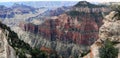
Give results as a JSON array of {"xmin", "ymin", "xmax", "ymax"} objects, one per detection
[
  {"xmin": 110, "ymin": 5, "xmax": 120, "ymax": 19},
  {"xmin": 67, "ymin": 11, "xmax": 80, "ymax": 17},
  {"xmin": 0, "ymin": 22, "xmax": 48, "ymax": 58},
  {"xmin": 99, "ymin": 39, "xmax": 118, "ymax": 58},
  {"xmin": 81, "ymin": 50, "xmax": 90, "ymax": 57},
  {"xmin": 111, "ymin": 5, "xmax": 120, "ymax": 12}
]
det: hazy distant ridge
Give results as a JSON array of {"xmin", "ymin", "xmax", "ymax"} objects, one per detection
[{"xmin": 0, "ymin": 1, "xmax": 78, "ymax": 8}]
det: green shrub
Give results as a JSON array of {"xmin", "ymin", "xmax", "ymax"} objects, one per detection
[
  {"xmin": 110, "ymin": 5, "xmax": 120, "ymax": 19},
  {"xmin": 99, "ymin": 39, "xmax": 118, "ymax": 58},
  {"xmin": 111, "ymin": 5, "xmax": 120, "ymax": 12}
]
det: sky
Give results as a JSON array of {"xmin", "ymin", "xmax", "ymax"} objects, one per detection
[{"xmin": 0, "ymin": 0, "xmax": 120, "ymax": 3}]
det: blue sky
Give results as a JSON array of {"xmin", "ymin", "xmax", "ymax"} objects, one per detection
[{"xmin": 0, "ymin": 0, "xmax": 120, "ymax": 3}]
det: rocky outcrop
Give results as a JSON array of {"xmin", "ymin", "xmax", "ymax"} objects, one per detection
[
  {"xmin": 83, "ymin": 40, "xmax": 102, "ymax": 58},
  {"xmin": 0, "ymin": 25, "xmax": 16, "ymax": 58},
  {"xmin": 83, "ymin": 11, "xmax": 120, "ymax": 58},
  {"xmin": 0, "ymin": 22, "xmax": 56, "ymax": 58}
]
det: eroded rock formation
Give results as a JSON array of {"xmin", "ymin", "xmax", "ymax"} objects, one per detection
[
  {"xmin": 19, "ymin": 1, "xmax": 110, "ymax": 46},
  {"xmin": 17, "ymin": 1, "xmax": 110, "ymax": 58},
  {"xmin": 83, "ymin": 11, "xmax": 120, "ymax": 58}
]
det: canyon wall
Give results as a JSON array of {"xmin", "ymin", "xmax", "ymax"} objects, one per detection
[{"xmin": 84, "ymin": 11, "xmax": 120, "ymax": 58}]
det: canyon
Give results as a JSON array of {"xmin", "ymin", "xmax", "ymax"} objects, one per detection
[
  {"xmin": 0, "ymin": 1, "xmax": 118, "ymax": 58},
  {"xmin": 19, "ymin": 1, "xmax": 110, "ymax": 46},
  {"xmin": 17, "ymin": 1, "xmax": 110, "ymax": 58}
]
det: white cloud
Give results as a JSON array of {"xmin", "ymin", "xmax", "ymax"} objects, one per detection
[{"xmin": 0, "ymin": 0, "xmax": 120, "ymax": 2}]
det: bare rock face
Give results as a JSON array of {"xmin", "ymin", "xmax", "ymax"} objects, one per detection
[
  {"xmin": 83, "ymin": 40, "xmax": 102, "ymax": 58},
  {"xmin": 22, "ymin": 13, "xmax": 99, "ymax": 46},
  {"xmin": 83, "ymin": 11, "xmax": 120, "ymax": 58},
  {"xmin": 99, "ymin": 11, "xmax": 120, "ymax": 41},
  {"xmin": 0, "ymin": 28, "xmax": 16, "ymax": 58}
]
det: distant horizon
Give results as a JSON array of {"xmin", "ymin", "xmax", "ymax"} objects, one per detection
[
  {"xmin": 0, "ymin": 0, "xmax": 120, "ymax": 3},
  {"xmin": 0, "ymin": 1, "xmax": 78, "ymax": 8},
  {"xmin": 0, "ymin": 0, "xmax": 120, "ymax": 8}
]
